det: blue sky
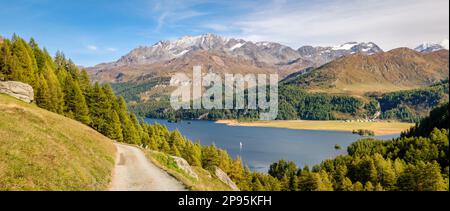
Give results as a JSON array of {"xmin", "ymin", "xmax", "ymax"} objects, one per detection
[{"xmin": 0, "ymin": 0, "xmax": 448, "ymax": 66}]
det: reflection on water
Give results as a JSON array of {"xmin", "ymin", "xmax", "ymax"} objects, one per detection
[{"xmin": 146, "ymin": 118, "xmax": 399, "ymax": 172}]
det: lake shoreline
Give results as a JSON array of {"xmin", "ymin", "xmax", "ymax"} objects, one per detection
[
  {"xmin": 215, "ymin": 119, "xmax": 414, "ymax": 136},
  {"xmin": 146, "ymin": 118, "xmax": 401, "ymax": 172}
]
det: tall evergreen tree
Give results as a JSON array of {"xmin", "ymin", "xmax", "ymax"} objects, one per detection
[
  {"xmin": 63, "ymin": 75, "xmax": 90, "ymax": 124},
  {"xmin": 78, "ymin": 69, "xmax": 92, "ymax": 96},
  {"xmin": 35, "ymin": 74, "xmax": 51, "ymax": 109},
  {"xmin": 117, "ymin": 97, "xmax": 139, "ymax": 144},
  {"xmin": 10, "ymin": 35, "xmax": 37, "ymax": 85},
  {"xmin": 0, "ymin": 39, "xmax": 13, "ymax": 80},
  {"xmin": 110, "ymin": 111, "xmax": 124, "ymax": 142},
  {"xmin": 31, "ymin": 42, "xmax": 64, "ymax": 113}
]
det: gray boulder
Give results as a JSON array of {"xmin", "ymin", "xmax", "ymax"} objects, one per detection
[
  {"xmin": 171, "ymin": 156, "xmax": 199, "ymax": 180},
  {"xmin": 215, "ymin": 167, "xmax": 239, "ymax": 191},
  {"xmin": 0, "ymin": 81, "xmax": 34, "ymax": 103}
]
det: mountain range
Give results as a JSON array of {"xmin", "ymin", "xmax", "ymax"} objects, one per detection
[
  {"xmin": 87, "ymin": 33, "xmax": 449, "ymax": 100},
  {"xmin": 88, "ymin": 33, "xmax": 384, "ymax": 83}
]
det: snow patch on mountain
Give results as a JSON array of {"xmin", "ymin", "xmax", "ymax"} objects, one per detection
[
  {"xmin": 229, "ymin": 43, "xmax": 245, "ymax": 51},
  {"xmin": 414, "ymin": 40, "xmax": 449, "ymax": 53},
  {"xmin": 175, "ymin": 50, "xmax": 190, "ymax": 57},
  {"xmin": 332, "ymin": 42, "xmax": 358, "ymax": 50}
]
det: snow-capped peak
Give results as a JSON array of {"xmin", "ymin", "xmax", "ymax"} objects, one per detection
[
  {"xmin": 332, "ymin": 42, "xmax": 359, "ymax": 51},
  {"xmin": 331, "ymin": 42, "xmax": 379, "ymax": 53},
  {"xmin": 414, "ymin": 40, "xmax": 448, "ymax": 53},
  {"xmin": 171, "ymin": 35, "xmax": 202, "ymax": 48}
]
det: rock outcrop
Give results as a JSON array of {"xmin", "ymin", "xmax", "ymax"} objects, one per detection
[
  {"xmin": 0, "ymin": 81, "xmax": 34, "ymax": 103},
  {"xmin": 171, "ymin": 156, "xmax": 199, "ymax": 180},
  {"xmin": 214, "ymin": 167, "xmax": 239, "ymax": 191}
]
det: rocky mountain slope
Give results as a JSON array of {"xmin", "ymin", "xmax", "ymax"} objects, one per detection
[{"xmin": 298, "ymin": 42, "xmax": 383, "ymax": 66}]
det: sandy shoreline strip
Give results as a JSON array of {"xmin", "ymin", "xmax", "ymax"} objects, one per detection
[{"xmin": 215, "ymin": 119, "xmax": 414, "ymax": 136}]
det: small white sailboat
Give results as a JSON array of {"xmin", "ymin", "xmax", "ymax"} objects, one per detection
[{"xmin": 239, "ymin": 142, "xmax": 243, "ymax": 151}]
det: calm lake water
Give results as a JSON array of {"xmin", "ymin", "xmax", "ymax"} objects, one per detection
[{"xmin": 145, "ymin": 118, "xmax": 399, "ymax": 172}]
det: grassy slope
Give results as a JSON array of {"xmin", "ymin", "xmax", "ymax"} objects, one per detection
[
  {"xmin": 285, "ymin": 49, "xmax": 449, "ymax": 96},
  {"xmin": 0, "ymin": 94, "xmax": 116, "ymax": 190},
  {"xmin": 216, "ymin": 120, "xmax": 414, "ymax": 135}
]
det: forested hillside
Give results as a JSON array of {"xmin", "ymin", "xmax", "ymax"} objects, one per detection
[
  {"xmin": 377, "ymin": 80, "xmax": 449, "ymax": 122},
  {"xmin": 127, "ymin": 81, "xmax": 448, "ymax": 123},
  {"xmin": 0, "ymin": 34, "xmax": 145, "ymax": 144},
  {"xmin": 267, "ymin": 103, "xmax": 449, "ymax": 191}
]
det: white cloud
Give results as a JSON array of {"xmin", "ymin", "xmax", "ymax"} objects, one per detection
[
  {"xmin": 106, "ymin": 47, "xmax": 118, "ymax": 52},
  {"xmin": 152, "ymin": 0, "xmax": 208, "ymax": 31},
  {"xmin": 218, "ymin": 0, "xmax": 449, "ymax": 50},
  {"xmin": 86, "ymin": 45, "xmax": 98, "ymax": 51},
  {"xmin": 85, "ymin": 45, "xmax": 118, "ymax": 53},
  {"xmin": 204, "ymin": 23, "xmax": 231, "ymax": 32}
]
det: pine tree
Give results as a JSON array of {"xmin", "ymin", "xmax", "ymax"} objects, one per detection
[
  {"xmin": 0, "ymin": 39, "xmax": 13, "ymax": 80},
  {"xmin": 87, "ymin": 83, "xmax": 108, "ymax": 132},
  {"xmin": 35, "ymin": 74, "xmax": 51, "ymax": 109},
  {"xmin": 130, "ymin": 113, "xmax": 143, "ymax": 145},
  {"xmin": 318, "ymin": 171, "xmax": 334, "ymax": 191},
  {"xmin": 78, "ymin": 69, "xmax": 91, "ymax": 96},
  {"xmin": 229, "ymin": 157, "xmax": 245, "ymax": 183},
  {"xmin": 10, "ymin": 35, "xmax": 37, "ymax": 85},
  {"xmin": 373, "ymin": 154, "xmax": 396, "ymax": 190},
  {"xmin": 375, "ymin": 183, "xmax": 384, "ymax": 191},
  {"xmin": 160, "ymin": 139, "xmax": 171, "ymax": 153},
  {"xmin": 64, "ymin": 76, "xmax": 90, "ymax": 124},
  {"xmin": 202, "ymin": 145, "xmax": 220, "ymax": 170},
  {"xmin": 397, "ymin": 161, "xmax": 447, "ymax": 191},
  {"xmin": 182, "ymin": 142, "xmax": 202, "ymax": 166},
  {"xmin": 171, "ymin": 145, "xmax": 181, "ymax": 157},
  {"xmin": 31, "ymin": 43, "xmax": 64, "ymax": 113},
  {"xmin": 340, "ymin": 177, "xmax": 353, "ymax": 191},
  {"xmin": 148, "ymin": 136, "xmax": 159, "ymax": 150},
  {"xmin": 365, "ymin": 181, "xmax": 374, "ymax": 191},
  {"xmin": 288, "ymin": 175, "xmax": 299, "ymax": 191},
  {"xmin": 252, "ymin": 177, "xmax": 265, "ymax": 191},
  {"xmin": 117, "ymin": 97, "xmax": 139, "ymax": 144},
  {"xmin": 353, "ymin": 182, "xmax": 364, "ymax": 191},
  {"xmin": 110, "ymin": 111, "xmax": 124, "ymax": 142},
  {"xmin": 43, "ymin": 49, "xmax": 64, "ymax": 113}
]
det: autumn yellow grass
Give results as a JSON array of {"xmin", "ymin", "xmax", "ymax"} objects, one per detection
[
  {"xmin": 0, "ymin": 94, "xmax": 116, "ymax": 190},
  {"xmin": 216, "ymin": 119, "xmax": 415, "ymax": 135}
]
